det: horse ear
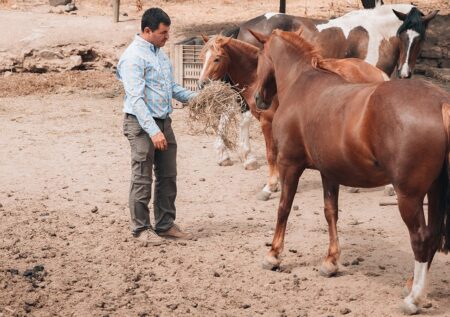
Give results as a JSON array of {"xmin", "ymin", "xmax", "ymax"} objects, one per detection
[
  {"xmin": 248, "ymin": 29, "xmax": 268, "ymax": 44},
  {"xmin": 201, "ymin": 33, "xmax": 209, "ymax": 43},
  {"xmin": 392, "ymin": 9, "xmax": 407, "ymax": 21},
  {"xmin": 422, "ymin": 10, "xmax": 439, "ymax": 24}
]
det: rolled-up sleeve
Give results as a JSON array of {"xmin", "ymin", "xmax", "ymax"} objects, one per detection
[{"xmin": 119, "ymin": 58, "xmax": 160, "ymax": 137}]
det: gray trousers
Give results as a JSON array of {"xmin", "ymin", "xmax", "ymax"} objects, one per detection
[{"xmin": 123, "ymin": 113, "xmax": 177, "ymax": 235}]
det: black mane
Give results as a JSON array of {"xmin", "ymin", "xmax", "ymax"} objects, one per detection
[{"xmin": 397, "ymin": 7, "xmax": 426, "ymax": 39}]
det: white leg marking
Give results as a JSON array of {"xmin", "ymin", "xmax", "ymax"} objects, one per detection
[
  {"xmin": 262, "ymin": 184, "xmax": 272, "ymax": 193},
  {"xmin": 215, "ymin": 113, "xmax": 231, "ymax": 165},
  {"xmin": 239, "ymin": 111, "xmax": 252, "ymax": 161},
  {"xmin": 403, "ymin": 261, "xmax": 427, "ymax": 312},
  {"xmin": 399, "ymin": 30, "xmax": 419, "ymax": 78}
]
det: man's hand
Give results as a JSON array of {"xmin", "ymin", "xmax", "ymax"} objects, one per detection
[{"xmin": 151, "ymin": 132, "xmax": 168, "ymax": 151}]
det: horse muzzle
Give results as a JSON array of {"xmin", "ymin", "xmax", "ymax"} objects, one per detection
[
  {"xmin": 397, "ymin": 64, "xmax": 412, "ymax": 79},
  {"xmin": 255, "ymin": 91, "xmax": 270, "ymax": 110}
]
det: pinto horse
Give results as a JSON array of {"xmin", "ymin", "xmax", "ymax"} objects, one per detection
[
  {"xmin": 199, "ymin": 35, "xmax": 388, "ymax": 199},
  {"xmin": 250, "ymin": 29, "xmax": 450, "ymax": 314}
]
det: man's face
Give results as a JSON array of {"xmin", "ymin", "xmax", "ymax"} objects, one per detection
[{"xmin": 144, "ymin": 23, "xmax": 170, "ymax": 48}]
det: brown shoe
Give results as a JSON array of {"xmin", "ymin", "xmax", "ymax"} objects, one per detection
[
  {"xmin": 158, "ymin": 224, "xmax": 194, "ymax": 240},
  {"xmin": 134, "ymin": 229, "xmax": 166, "ymax": 246}
]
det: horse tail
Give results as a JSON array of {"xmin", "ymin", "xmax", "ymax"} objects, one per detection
[{"xmin": 439, "ymin": 103, "xmax": 450, "ymax": 253}]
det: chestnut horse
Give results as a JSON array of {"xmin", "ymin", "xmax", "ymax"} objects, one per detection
[
  {"xmin": 199, "ymin": 35, "xmax": 388, "ymax": 200},
  {"xmin": 251, "ymin": 29, "xmax": 450, "ymax": 314}
]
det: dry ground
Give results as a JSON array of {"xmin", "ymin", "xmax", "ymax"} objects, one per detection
[{"xmin": 1, "ymin": 1, "xmax": 450, "ymax": 316}]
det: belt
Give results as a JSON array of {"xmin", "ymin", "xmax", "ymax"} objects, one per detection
[{"xmin": 125, "ymin": 113, "xmax": 166, "ymax": 122}]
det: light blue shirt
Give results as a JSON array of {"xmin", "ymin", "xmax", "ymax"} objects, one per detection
[{"xmin": 117, "ymin": 34, "xmax": 197, "ymax": 137}]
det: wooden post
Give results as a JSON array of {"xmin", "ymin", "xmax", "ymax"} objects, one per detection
[
  {"xmin": 113, "ymin": 0, "xmax": 120, "ymax": 23},
  {"xmin": 279, "ymin": 0, "xmax": 286, "ymax": 13}
]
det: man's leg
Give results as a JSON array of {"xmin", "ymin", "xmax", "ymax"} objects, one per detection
[
  {"xmin": 153, "ymin": 117, "xmax": 177, "ymax": 233},
  {"xmin": 123, "ymin": 114, "xmax": 154, "ymax": 235}
]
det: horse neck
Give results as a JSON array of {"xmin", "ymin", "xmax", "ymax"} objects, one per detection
[
  {"xmin": 223, "ymin": 40, "xmax": 258, "ymax": 87},
  {"xmin": 272, "ymin": 39, "xmax": 315, "ymax": 87}
]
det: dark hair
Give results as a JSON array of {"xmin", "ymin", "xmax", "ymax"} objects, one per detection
[
  {"xmin": 397, "ymin": 7, "xmax": 426, "ymax": 40},
  {"xmin": 141, "ymin": 8, "xmax": 171, "ymax": 32}
]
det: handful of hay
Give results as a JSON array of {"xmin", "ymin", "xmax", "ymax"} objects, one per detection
[{"xmin": 187, "ymin": 81, "xmax": 244, "ymax": 148}]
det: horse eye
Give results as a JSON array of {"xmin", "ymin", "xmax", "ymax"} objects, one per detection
[{"xmin": 214, "ymin": 58, "xmax": 220, "ymax": 63}]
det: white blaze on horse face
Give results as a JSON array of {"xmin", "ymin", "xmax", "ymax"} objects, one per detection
[
  {"xmin": 199, "ymin": 49, "xmax": 212, "ymax": 82},
  {"xmin": 399, "ymin": 29, "xmax": 420, "ymax": 78},
  {"xmin": 316, "ymin": 4, "xmax": 413, "ymax": 66},
  {"xmin": 404, "ymin": 261, "xmax": 428, "ymax": 311},
  {"xmin": 264, "ymin": 12, "xmax": 282, "ymax": 20}
]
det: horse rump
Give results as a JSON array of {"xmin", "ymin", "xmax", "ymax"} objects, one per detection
[{"xmin": 439, "ymin": 103, "xmax": 450, "ymax": 254}]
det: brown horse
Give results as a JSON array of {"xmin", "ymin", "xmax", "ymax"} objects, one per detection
[
  {"xmin": 199, "ymin": 35, "xmax": 388, "ymax": 200},
  {"xmin": 251, "ymin": 29, "xmax": 450, "ymax": 314}
]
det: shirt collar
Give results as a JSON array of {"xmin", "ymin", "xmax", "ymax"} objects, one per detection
[{"xmin": 134, "ymin": 34, "xmax": 159, "ymax": 54}]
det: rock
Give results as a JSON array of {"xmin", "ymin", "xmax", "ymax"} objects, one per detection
[
  {"xmin": 241, "ymin": 304, "xmax": 251, "ymax": 309},
  {"xmin": 293, "ymin": 205, "xmax": 299, "ymax": 210},
  {"xmin": 64, "ymin": 3, "xmax": 77, "ymax": 12},
  {"xmin": 167, "ymin": 304, "xmax": 178, "ymax": 311},
  {"xmin": 423, "ymin": 302, "xmax": 432, "ymax": 309},
  {"xmin": 199, "ymin": 178, "xmax": 205, "ymax": 181},
  {"xmin": 91, "ymin": 206, "xmax": 98, "ymax": 213},
  {"xmin": 49, "ymin": 0, "xmax": 71, "ymax": 6},
  {"xmin": 351, "ymin": 259, "xmax": 359, "ymax": 265},
  {"xmin": 207, "ymin": 213, "xmax": 214, "ymax": 218},
  {"xmin": 340, "ymin": 307, "xmax": 351, "ymax": 315},
  {"xmin": 213, "ymin": 272, "xmax": 220, "ymax": 277}
]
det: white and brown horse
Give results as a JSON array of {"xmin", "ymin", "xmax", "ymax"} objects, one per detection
[{"xmin": 251, "ymin": 28, "xmax": 450, "ymax": 315}]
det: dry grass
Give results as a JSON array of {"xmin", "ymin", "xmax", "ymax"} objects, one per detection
[{"xmin": 187, "ymin": 81, "xmax": 244, "ymax": 148}]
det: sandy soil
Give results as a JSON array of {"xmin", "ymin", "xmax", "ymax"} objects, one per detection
[{"xmin": 1, "ymin": 1, "xmax": 450, "ymax": 316}]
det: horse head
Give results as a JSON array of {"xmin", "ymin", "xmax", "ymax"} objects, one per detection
[
  {"xmin": 198, "ymin": 35, "xmax": 232, "ymax": 89},
  {"xmin": 393, "ymin": 7, "xmax": 438, "ymax": 79},
  {"xmin": 248, "ymin": 29, "xmax": 277, "ymax": 111}
]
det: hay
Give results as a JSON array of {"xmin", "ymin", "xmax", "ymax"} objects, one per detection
[{"xmin": 187, "ymin": 81, "xmax": 244, "ymax": 149}]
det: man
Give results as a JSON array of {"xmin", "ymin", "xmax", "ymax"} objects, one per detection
[{"xmin": 117, "ymin": 7, "xmax": 197, "ymax": 244}]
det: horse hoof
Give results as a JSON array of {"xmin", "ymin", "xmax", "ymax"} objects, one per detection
[
  {"xmin": 319, "ymin": 261, "xmax": 339, "ymax": 277},
  {"xmin": 347, "ymin": 187, "xmax": 360, "ymax": 193},
  {"xmin": 400, "ymin": 301, "xmax": 420, "ymax": 315},
  {"xmin": 244, "ymin": 159, "xmax": 259, "ymax": 170},
  {"xmin": 262, "ymin": 255, "xmax": 281, "ymax": 270},
  {"xmin": 218, "ymin": 158, "xmax": 233, "ymax": 166},
  {"xmin": 384, "ymin": 184, "xmax": 395, "ymax": 196},
  {"xmin": 257, "ymin": 191, "xmax": 271, "ymax": 201},
  {"xmin": 268, "ymin": 184, "xmax": 279, "ymax": 193}
]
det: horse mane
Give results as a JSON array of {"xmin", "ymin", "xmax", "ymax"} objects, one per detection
[
  {"xmin": 200, "ymin": 35, "xmax": 259, "ymax": 59},
  {"xmin": 274, "ymin": 30, "xmax": 322, "ymax": 67},
  {"xmin": 397, "ymin": 7, "xmax": 426, "ymax": 39}
]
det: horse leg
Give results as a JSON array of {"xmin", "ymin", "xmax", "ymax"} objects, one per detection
[
  {"xmin": 239, "ymin": 111, "xmax": 258, "ymax": 170},
  {"xmin": 262, "ymin": 162, "xmax": 304, "ymax": 270},
  {"xmin": 215, "ymin": 113, "xmax": 233, "ymax": 166},
  {"xmin": 257, "ymin": 115, "xmax": 279, "ymax": 201},
  {"xmin": 397, "ymin": 192, "xmax": 431, "ymax": 315},
  {"xmin": 402, "ymin": 175, "xmax": 446, "ymax": 297},
  {"xmin": 319, "ymin": 174, "xmax": 341, "ymax": 277}
]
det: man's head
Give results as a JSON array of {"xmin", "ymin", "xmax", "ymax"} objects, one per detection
[{"xmin": 141, "ymin": 8, "xmax": 171, "ymax": 48}]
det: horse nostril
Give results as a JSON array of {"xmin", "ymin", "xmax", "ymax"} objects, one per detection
[{"xmin": 197, "ymin": 81, "xmax": 204, "ymax": 90}]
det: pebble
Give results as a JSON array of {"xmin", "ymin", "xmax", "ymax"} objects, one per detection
[
  {"xmin": 351, "ymin": 259, "xmax": 359, "ymax": 266},
  {"xmin": 207, "ymin": 213, "xmax": 214, "ymax": 218},
  {"xmin": 199, "ymin": 178, "xmax": 205, "ymax": 181},
  {"xmin": 91, "ymin": 206, "xmax": 98, "ymax": 213},
  {"xmin": 167, "ymin": 304, "xmax": 178, "ymax": 311},
  {"xmin": 213, "ymin": 272, "xmax": 220, "ymax": 277},
  {"xmin": 241, "ymin": 304, "xmax": 251, "ymax": 309},
  {"xmin": 423, "ymin": 303, "xmax": 432, "ymax": 309},
  {"xmin": 340, "ymin": 307, "xmax": 351, "ymax": 315},
  {"xmin": 293, "ymin": 205, "xmax": 299, "ymax": 210}
]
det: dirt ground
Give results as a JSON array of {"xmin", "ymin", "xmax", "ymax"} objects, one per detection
[{"xmin": 1, "ymin": 1, "xmax": 450, "ymax": 316}]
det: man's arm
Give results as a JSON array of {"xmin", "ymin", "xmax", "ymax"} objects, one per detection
[{"xmin": 170, "ymin": 64, "xmax": 198, "ymax": 103}]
